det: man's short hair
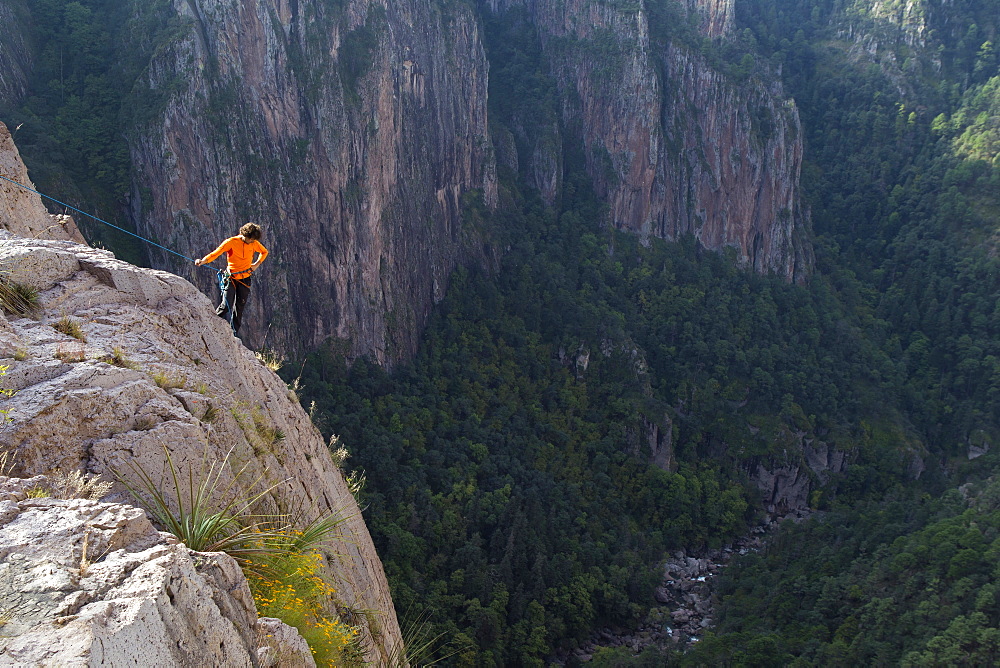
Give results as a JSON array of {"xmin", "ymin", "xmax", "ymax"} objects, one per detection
[{"xmin": 240, "ymin": 223, "xmax": 262, "ymax": 241}]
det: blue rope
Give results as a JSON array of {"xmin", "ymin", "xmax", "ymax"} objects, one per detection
[{"xmin": 0, "ymin": 172, "xmax": 196, "ymax": 262}]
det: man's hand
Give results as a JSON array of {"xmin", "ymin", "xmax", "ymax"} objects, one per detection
[{"xmin": 194, "ymin": 258, "xmax": 203, "ymax": 266}]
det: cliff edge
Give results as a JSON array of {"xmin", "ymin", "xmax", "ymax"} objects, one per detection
[{"xmin": 0, "ymin": 121, "xmax": 403, "ymax": 665}]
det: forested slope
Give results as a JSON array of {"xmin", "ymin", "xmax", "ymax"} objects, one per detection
[
  {"xmin": 290, "ymin": 0, "xmax": 1000, "ymax": 664},
  {"xmin": 3, "ymin": 0, "xmax": 999, "ymax": 665}
]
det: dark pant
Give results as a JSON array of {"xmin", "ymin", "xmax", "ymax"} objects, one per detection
[{"xmin": 216, "ymin": 276, "xmax": 252, "ymax": 333}]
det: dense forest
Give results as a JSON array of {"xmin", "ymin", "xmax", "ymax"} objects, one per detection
[{"xmin": 3, "ymin": 0, "xmax": 1000, "ymax": 665}]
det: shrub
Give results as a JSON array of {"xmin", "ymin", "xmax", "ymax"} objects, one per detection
[
  {"xmin": 114, "ymin": 445, "xmax": 362, "ymax": 664},
  {"xmin": 245, "ymin": 548, "xmax": 361, "ymax": 666}
]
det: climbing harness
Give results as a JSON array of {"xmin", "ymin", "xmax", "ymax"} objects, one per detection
[
  {"xmin": 216, "ymin": 266, "xmax": 255, "ymax": 334},
  {"xmin": 0, "ymin": 173, "xmax": 196, "ymax": 262}
]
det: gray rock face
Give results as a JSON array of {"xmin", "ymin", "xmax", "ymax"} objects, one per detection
[
  {"xmin": 0, "ymin": 122, "xmax": 85, "ymax": 243},
  {"xmin": 0, "ymin": 3, "xmax": 31, "ymax": 108},
  {"xmin": 0, "ymin": 136, "xmax": 403, "ymax": 661},
  {"xmin": 752, "ymin": 440, "xmax": 850, "ymax": 513},
  {"xmin": 0, "ymin": 479, "xmax": 312, "ymax": 667},
  {"xmin": 128, "ymin": 0, "xmax": 496, "ymax": 362},
  {"xmin": 485, "ymin": 0, "xmax": 813, "ymax": 281}
]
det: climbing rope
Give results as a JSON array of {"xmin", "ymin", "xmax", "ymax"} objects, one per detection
[
  {"xmin": 0, "ymin": 172, "xmax": 196, "ymax": 262},
  {"xmin": 1, "ymin": 171, "xmax": 263, "ymax": 334}
]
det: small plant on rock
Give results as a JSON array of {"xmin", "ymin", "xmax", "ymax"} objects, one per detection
[
  {"xmin": 114, "ymin": 445, "xmax": 286, "ymax": 556},
  {"xmin": 254, "ymin": 348, "xmax": 284, "ymax": 372},
  {"xmin": 46, "ymin": 469, "xmax": 113, "ymax": 500},
  {"xmin": 150, "ymin": 369, "xmax": 186, "ymax": 390},
  {"xmin": 252, "ymin": 407, "xmax": 286, "ymax": 449},
  {"xmin": 53, "ymin": 315, "xmax": 86, "ymax": 341},
  {"xmin": 201, "ymin": 404, "xmax": 220, "ymax": 424},
  {"xmin": 0, "ymin": 364, "xmax": 13, "ymax": 433},
  {"xmin": 104, "ymin": 347, "xmax": 138, "ymax": 370},
  {"xmin": 0, "ymin": 279, "xmax": 39, "ymax": 316}
]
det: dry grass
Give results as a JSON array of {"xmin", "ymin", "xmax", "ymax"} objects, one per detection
[
  {"xmin": 53, "ymin": 315, "xmax": 86, "ymax": 341},
  {"xmin": 46, "ymin": 469, "xmax": 114, "ymax": 500},
  {"xmin": 255, "ymin": 348, "xmax": 284, "ymax": 372},
  {"xmin": 0, "ymin": 279, "xmax": 39, "ymax": 316},
  {"xmin": 54, "ymin": 343, "xmax": 86, "ymax": 363},
  {"xmin": 103, "ymin": 347, "xmax": 138, "ymax": 370},
  {"xmin": 150, "ymin": 369, "xmax": 186, "ymax": 390}
]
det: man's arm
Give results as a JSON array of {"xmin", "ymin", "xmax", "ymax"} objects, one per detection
[
  {"xmin": 251, "ymin": 242, "xmax": 269, "ymax": 270},
  {"xmin": 194, "ymin": 238, "xmax": 232, "ymax": 266}
]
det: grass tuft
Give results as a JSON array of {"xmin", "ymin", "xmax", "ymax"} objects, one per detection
[
  {"xmin": 53, "ymin": 315, "xmax": 86, "ymax": 341},
  {"xmin": 0, "ymin": 279, "xmax": 39, "ymax": 316},
  {"xmin": 255, "ymin": 348, "xmax": 285, "ymax": 372},
  {"xmin": 252, "ymin": 407, "xmax": 286, "ymax": 450},
  {"xmin": 150, "ymin": 369, "xmax": 186, "ymax": 390},
  {"xmin": 103, "ymin": 346, "xmax": 138, "ymax": 369},
  {"xmin": 201, "ymin": 404, "xmax": 220, "ymax": 424}
]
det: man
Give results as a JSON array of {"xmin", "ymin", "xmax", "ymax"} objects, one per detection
[{"xmin": 194, "ymin": 223, "xmax": 268, "ymax": 334}]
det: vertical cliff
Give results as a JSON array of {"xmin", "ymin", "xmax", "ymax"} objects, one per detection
[
  {"xmin": 685, "ymin": 0, "xmax": 734, "ymax": 39},
  {"xmin": 483, "ymin": 0, "xmax": 813, "ymax": 281},
  {"xmin": 0, "ymin": 1, "xmax": 31, "ymax": 108},
  {"xmin": 128, "ymin": 0, "xmax": 496, "ymax": 362}
]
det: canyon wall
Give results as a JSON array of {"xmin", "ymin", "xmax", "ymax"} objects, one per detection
[
  {"xmin": 128, "ymin": 0, "xmax": 496, "ymax": 362},
  {"xmin": 0, "ymin": 1, "xmax": 31, "ymax": 108},
  {"xmin": 482, "ymin": 0, "xmax": 812, "ymax": 281},
  {"xmin": 6, "ymin": 0, "xmax": 813, "ymax": 360}
]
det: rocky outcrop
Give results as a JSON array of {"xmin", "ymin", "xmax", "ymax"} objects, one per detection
[
  {"xmin": 840, "ymin": 0, "xmax": 930, "ymax": 50},
  {"xmin": 0, "ymin": 136, "xmax": 403, "ymax": 661},
  {"xmin": 127, "ymin": 0, "xmax": 496, "ymax": 362},
  {"xmin": 0, "ymin": 122, "xmax": 85, "ymax": 243},
  {"xmin": 484, "ymin": 0, "xmax": 813, "ymax": 281},
  {"xmin": 685, "ymin": 0, "xmax": 734, "ymax": 39},
  {"xmin": 752, "ymin": 440, "xmax": 849, "ymax": 514},
  {"xmin": 0, "ymin": 478, "xmax": 313, "ymax": 667}
]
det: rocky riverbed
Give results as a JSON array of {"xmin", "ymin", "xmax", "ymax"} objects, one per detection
[{"xmin": 561, "ymin": 510, "xmax": 812, "ymax": 663}]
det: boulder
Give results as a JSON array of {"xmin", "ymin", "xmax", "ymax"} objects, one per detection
[{"xmin": 0, "ymin": 480, "xmax": 311, "ymax": 667}]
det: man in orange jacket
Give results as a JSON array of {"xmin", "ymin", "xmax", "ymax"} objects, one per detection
[{"xmin": 194, "ymin": 223, "xmax": 268, "ymax": 334}]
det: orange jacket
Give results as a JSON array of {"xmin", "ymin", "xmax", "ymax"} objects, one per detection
[{"xmin": 201, "ymin": 236, "xmax": 268, "ymax": 276}]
